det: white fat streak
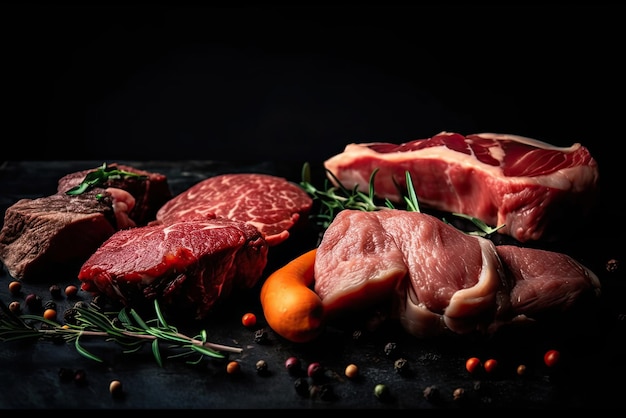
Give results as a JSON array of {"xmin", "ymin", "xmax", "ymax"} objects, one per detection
[
  {"xmin": 327, "ymin": 132, "xmax": 586, "ymax": 191},
  {"xmin": 443, "ymin": 237, "xmax": 505, "ymax": 334}
]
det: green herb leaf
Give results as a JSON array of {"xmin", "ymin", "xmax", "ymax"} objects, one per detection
[{"xmin": 65, "ymin": 162, "xmax": 148, "ymax": 196}]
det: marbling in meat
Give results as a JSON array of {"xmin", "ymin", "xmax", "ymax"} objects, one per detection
[
  {"xmin": 323, "ymin": 132, "xmax": 599, "ymax": 242},
  {"xmin": 78, "ymin": 216, "xmax": 269, "ymax": 319},
  {"xmin": 314, "ymin": 209, "xmax": 600, "ymax": 338},
  {"xmin": 156, "ymin": 173, "xmax": 313, "ymax": 246}
]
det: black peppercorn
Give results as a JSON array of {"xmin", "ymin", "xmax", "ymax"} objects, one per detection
[
  {"xmin": 58, "ymin": 368, "xmax": 74, "ymax": 382},
  {"xmin": 43, "ymin": 300, "xmax": 57, "ymax": 311},
  {"xmin": 384, "ymin": 342, "xmax": 398, "ymax": 358},
  {"xmin": 294, "ymin": 377, "xmax": 309, "ymax": 397},
  {"xmin": 63, "ymin": 308, "xmax": 79, "ymax": 325},
  {"xmin": 49, "ymin": 284, "xmax": 62, "ymax": 299},
  {"xmin": 394, "ymin": 357, "xmax": 410, "ymax": 376},
  {"xmin": 254, "ymin": 328, "xmax": 269, "ymax": 344}
]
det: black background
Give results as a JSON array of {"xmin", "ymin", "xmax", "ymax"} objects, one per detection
[
  {"xmin": 2, "ymin": 4, "xmax": 626, "ymax": 409},
  {"xmin": 3, "ymin": 4, "xmax": 623, "ymax": 169}
]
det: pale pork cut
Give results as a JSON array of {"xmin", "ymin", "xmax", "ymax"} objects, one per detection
[
  {"xmin": 323, "ymin": 132, "xmax": 599, "ymax": 242},
  {"xmin": 78, "ymin": 216, "xmax": 269, "ymax": 319},
  {"xmin": 156, "ymin": 173, "xmax": 313, "ymax": 246},
  {"xmin": 314, "ymin": 209, "xmax": 600, "ymax": 338}
]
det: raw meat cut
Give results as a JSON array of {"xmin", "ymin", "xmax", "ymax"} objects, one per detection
[
  {"xmin": 0, "ymin": 191, "xmax": 118, "ymax": 280},
  {"xmin": 78, "ymin": 216, "xmax": 269, "ymax": 319},
  {"xmin": 156, "ymin": 173, "xmax": 313, "ymax": 246},
  {"xmin": 57, "ymin": 163, "xmax": 172, "ymax": 226},
  {"xmin": 323, "ymin": 132, "xmax": 599, "ymax": 243},
  {"xmin": 314, "ymin": 209, "xmax": 600, "ymax": 338},
  {"xmin": 0, "ymin": 163, "xmax": 172, "ymax": 281}
]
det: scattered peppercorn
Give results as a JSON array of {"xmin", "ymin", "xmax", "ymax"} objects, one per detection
[
  {"xmin": 254, "ymin": 328, "xmax": 269, "ymax": 344},
  {"xmin": 241, "ymin": 312, "xmax": 257, "ymax": 327},
  {"xmin": 8, "ymin": 281, "xmax": 22, "ymax": 295},
  {"xmin": 49, "ymin": 284, "xmax": 62, "ymax": 299},
  {"xmin": 374, "ymin": 383, "xmax": 390, "ymax": 401},
  {"xmin": 465, "ymin": 357, "xmax": 482, "ymax": 374},
  {"xmin": 43, "ymin": 308, "xmax": 57, "ymax": 321},
  {"xmin": 453, "ymin": 387, "xmax": 465, "ymax": 402},
  {"xmin": 383, "ymin": 342, "xmax": 398, "ymax": 358},
  {"xmin": 344, "ymin": 363, "xmax": 359, "ymax": 379},
  {"xmin": 423, "ymin": 385, "xmax": 440, "ymax": 402},
  {"xmin": 516, "ymin": 364, "xmax": 527, "ymax": 376},
  {"xmin": 74, "ymin": 369, "xmax": 87, "ymax": 386},
  {"xmin": 483, "ymin": 358, "xmax": 498, "ymax": 374},
  {"xmin": 294, "ymin": 377, "xmax": 309, "ymax": 397},
  {"xmin": 43, "ymin": 300, "xmax": 57, "ymax": 311},
  {"xmin": 8, "ymin": 301, "xmax": 21, "ymax": 314},
  {"xmin": 307, "ymin": 362, "xmax": 324, "ymax": 380},
  {"xmin": 317, "ymin": 384, "xmax": 335, "ymax": 401},
  {"xmin": 226, "ymin": 361, "xmax": 241, "ymax": 374},
  {"xmin": 606, "ymin": 258, "xmax": 619, "ymax": 273},
  {"xmin": 58, "ymin": 368, "xmax": 74, "ymax": 382},
  {"xmin": 285, "ymin": 356, "xmax": 301, "ymax": 375},
  {"xmin": 63, "ymin": 308, "xmax": 79, "ymax": 325},
  {"xmin": 255, "ymin": 359, "xmax": 269, "ymax": 375},
  {"xmin": 109, "ymin": 380, "xmax": 124, "ymax": 398},
  {"xmin": 65, "ymin": 285, "xmax": 78, "ymax": 298},
  {"xmin": 394, "ymin": 358, "xmax": 410, "ymax": 376},
  {"xmin": 25, "ymin": 293, "xmax": 42, "ymax": 311},
  {"xmin": 543, "ymin": 349, "xmax": 560, "ymax": 368}
]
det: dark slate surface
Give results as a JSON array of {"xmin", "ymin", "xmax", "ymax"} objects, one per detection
[{"xmin": 0, "ymin": 160, "xmax": 625, "ymax": 410}]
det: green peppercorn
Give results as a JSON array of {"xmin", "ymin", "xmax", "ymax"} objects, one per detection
[{"xmin": 374, "ymin": 383, "xmax": 390, "ymax": 401}]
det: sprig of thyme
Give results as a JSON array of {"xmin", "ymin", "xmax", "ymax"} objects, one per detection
[
  {"xmin": 300, "ymin": 162, "xmax": 503, "ymax": 237},
  {"xmin": 65, "ymin": 162, "xmax": 148, "ymax": 196},
  {"xmin": 0, "ymin": 299, "xmax": 241, "ymax": 367}
]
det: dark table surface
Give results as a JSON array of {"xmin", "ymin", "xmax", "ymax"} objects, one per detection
[{"xmin": 1, "ymin": 160, "xmax": 624, "ymax": 410}]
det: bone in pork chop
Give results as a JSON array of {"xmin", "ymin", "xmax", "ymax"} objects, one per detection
[
  {"xmin": 323, "ymin": 132, "xmax": 599, "ymax": 242},
  {"xmin": 78, "ymin": 216, "xmax": 269, "ymax": 320},
  {"xmin": 156, "ymin": 173, "xmax": 313, "ymax": 246},
  {"xmin": 314, "ymin": 209, "xmax": 600, "ymax": 338}
]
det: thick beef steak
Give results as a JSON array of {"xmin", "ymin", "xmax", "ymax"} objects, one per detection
[
  {"xmin": 78, "ymin": 216, "xmax": 269, "ymax": 319},
  {"xmin": 156, "ymin": 173, "xmax": 313, "ymax": 246},
  {"xmin": 323, "ymin": 132, "xmax": 599, "ymax": 242}
]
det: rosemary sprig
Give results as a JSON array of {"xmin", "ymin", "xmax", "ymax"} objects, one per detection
[
  {"xmin": 300, "ymin": 162, "xmax": 503, "ymax": 237},
  {"xmin": 0, "ymin": 299, "xmax": 242, "ymax": 367},
  {"xmin": 65, "ymin": 162, "xmax": 148, "ymax": 196}
]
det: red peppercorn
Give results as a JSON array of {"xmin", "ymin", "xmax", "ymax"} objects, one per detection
[
  {"xmin": 465, "ymin": 357, "xmax": 482, "ymax": 374},
  {"xmin": 544, "ymin": 349, "xmax": 560, "ymax": 368},
  {"xmin": 483, "ymin": 358, "xmax": 498, "ymax": 373},
  {"xmin": 241, "ymin": 312, "xmax": 257, "ymax": 327}
]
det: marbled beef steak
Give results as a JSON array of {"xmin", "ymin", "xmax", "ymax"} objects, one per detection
[
  {"xmin": 156, "ymin": 173, "xmax": 313, "ymax": 246},
  {"xmin": 78, "ymin": 216, "xmax": 269, "ymax": 319}
]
